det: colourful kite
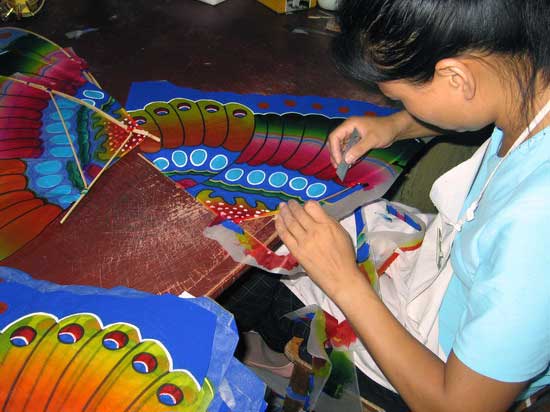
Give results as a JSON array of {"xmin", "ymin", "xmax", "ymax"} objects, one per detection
[
  {"xmin": 0, "ymin": 267, "xmax": 267, "ymax": 412},
  {"xmin": 0, "ymin": 27, "xmax": 157, "ymax": 260},
  {"xmin": 126, "ymin": 81, "xmax": 426, "ymax": 280}
]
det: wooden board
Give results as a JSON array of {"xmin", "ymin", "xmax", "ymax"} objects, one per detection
[{"xmin": 2, "ymin": 152, "xmax": 278, "ymax": 297}]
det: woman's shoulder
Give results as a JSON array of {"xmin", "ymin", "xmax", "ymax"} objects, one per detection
[
  {"xmin": 474, "ymin": 161, "xmax": 550, "ymax": 276},
  {"xmin": 499, "ymin": 159, "xmax": 550, "ymax": 216}
]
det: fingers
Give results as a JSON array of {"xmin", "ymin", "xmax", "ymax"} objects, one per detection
[
  {"xmin": 329, "ymin": 121, "xmax": 355, "ymax": 167},
  {"xmin": 328, "ymin": 115, "xmax": 401, "ymax": 169},
  {"xmin": 328, "ymin": 128, "xmax": 343, "ymax": 167},
  {"xmin": 276, "ymin": 201, "xmax": 307, "ymax": 240},
  {"xmin": 275, "ymin": 200, "xmax": 325, "ymax": 247},
  {"xmin": 303, "ymin": 200, "xmax": 332, "ymax": 223},
  {"xmin": 344, "ymin": 141, "xmax": 368, "ymax": 164},
  {"xmin": 328, "ymin": 117, "xmax": 370, "ymax": 168},
  {"xmin": 288, "ymin": 200, "xmax": 318, "ymax": 227},
  {"xmin": 274, "ymin": 209, "xmax": 298, "ymax": 251}
]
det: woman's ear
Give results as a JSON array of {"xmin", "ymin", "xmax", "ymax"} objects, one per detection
[{"xmin": 435, "ymin": 58, "xmax": 476, "ymax": 100}]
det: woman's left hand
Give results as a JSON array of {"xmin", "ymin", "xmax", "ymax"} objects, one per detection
[{"xmin": 275, "ymin": 200, "xmax": 366, "ymax": 302}]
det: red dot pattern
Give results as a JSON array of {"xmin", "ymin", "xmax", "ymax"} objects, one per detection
[
  {"xmin": 204, "ymin": 200, "xmax": 271, "ymax": 223},
  {"xmin": 254, "ymin": 100, "xmax": 368, "ymax": 116},
  {"xmin": 106, "ymin": 116, "xmax": 143, "ymax": 155}
]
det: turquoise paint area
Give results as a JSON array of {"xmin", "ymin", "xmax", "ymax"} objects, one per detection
[
  {"xmin": 25, "ymin": 100, "xmax": 82, "ymax": 209},
  {"xmin": 34, "ymin": 160, "xmax": 63, "ymax": 175},
  {"xmin": 56, "ymin": 99, "xmax": 76, "ymax": 109},
  {"xmin": 50, "ymin": 147, "xmax": 74, "ymax": 158},
  {"xmin": 190, "ymin": 149, "xmax": 208, "ymax": 166},
  {"xmin": 45, "ymin": 122, "xmax": 65, "ymax": 134},
  {"xmin": 50, "ymin": 134, "xmax": 71, "ymax": 145},
  {"xmin": 36, "ymin": 174, "xmax": 63, "ymax": 189},
  {"xmin": 289, "ymin": 177, "xmax": 308, "ymax": 191},
  {"xmin": 225, "ymin": 168, "xmax": 244, "ymax": 182},
  {"xmin": 49, "ymin": 109, "xmax": 75, "ymax": 121},
  {"xmin": 247, "ymin": 170, "xmax": 266, "ymax": 185},
  {"xmin": 83, "ymin": 89, "xmax": 105, "ymax": 100},
  {"xmin": 153, "ymin": 157, "xmax": 170, "ymax": 170},
  {"xmin": 81, "ymin": 98, "xmax": 96, "ymax": 106},
  {"xmin": 22, "ymin": 84, "xmax": 129, "ymax": 210},
  {"xmin": 171, "ymin": 150, "xmax": 188, "ymax": 167},
  {"xmin": 46, "ymin": 185, "xmax": 73, "ymax": 196},
  {"xmin": 268, "ymin": 172, "xmax": 288, "ymax": 188},
  {"xmin": 59, "ymin": 194, "xmax": 81, "ymax": 204},
  {"xmin": 209, "ymin": 154, "xmax": 228, "ymax": 171},
  {"xmin": 306, "ymin": 182, "xmax": 327, "ymax": 198}
]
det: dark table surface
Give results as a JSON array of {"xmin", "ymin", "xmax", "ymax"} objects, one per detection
[
  {"xmin": 1, "ymin": 0, "xmax": 378, "ymax": 297},
  {"xmin": 11, "ymin": 0, "xmax": 373, "ymax": 102}
]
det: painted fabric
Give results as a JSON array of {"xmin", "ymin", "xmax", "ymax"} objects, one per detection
[
  {"xmin": 281, "ymin": 199, "xmax": 431, "ymax": 391},
  {"xmin": 0, "ymin": 267, "xmax": 266, "ymax": 412},
  {"xmin": 0, "ymin": 27, "xmax": 147, "ymax": 260},
  {"xmin": 286, "ymin": 305, "xmax": 362, "ymax": 412},
  {"xmin": 355, "ymin": 202, "xmax": 425, "ymax": 293},
  {"xmin": 126, "ymin": 81, "xmax": 426, "ymax": 278}
]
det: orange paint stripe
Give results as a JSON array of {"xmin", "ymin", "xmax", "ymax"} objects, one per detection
[
  {"xmin": 0, "ymin": 159, "xmax": 26, "ymax": 175},
  {"xmin": 0, "ymin": 204, "xmax": 61, "ymax": 259},
  {"xmin": 0, "ymin": 191, "xmax": 35, "ymax": 210},
  {"xmin": 0, "ymin": 199, "xmax": 43, "ymax": 229},
  {"xmin": 0, "ymin": 175, "xmax": 27, "ymax": 194}
]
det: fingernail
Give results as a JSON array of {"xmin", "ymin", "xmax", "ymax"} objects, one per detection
[{"xmin": 344, "ymin": 154, "xmax": 354, "ymax": 164}]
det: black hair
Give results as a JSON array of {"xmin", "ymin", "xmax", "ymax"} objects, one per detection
[{"xmin": 333, "ymin": 0, "xmax": 550, "ymax": 111}]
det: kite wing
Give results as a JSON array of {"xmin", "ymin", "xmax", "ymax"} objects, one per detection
[
  {"xmin": 126, "ymin": 81, "xmax": 425, "ymax": 278},
  {"xmin": 0, "ymin": 27, "xmax": 154, "ymax": 260},
  {"xmin": 0, "ymin": 266, "xmax": 266, "ymax": 412}
]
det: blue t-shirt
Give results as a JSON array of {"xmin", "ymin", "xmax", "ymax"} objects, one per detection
[{"xmin": 439, "ymin": 126, "xmax": 550, "ymax": 399}]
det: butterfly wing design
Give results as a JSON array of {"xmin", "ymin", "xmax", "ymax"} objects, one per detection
[
  {"xmin": 132, "ymin": 96, "xmax": 419, "ymax": 222},
  {"xmin": 0, "ymin": 27, "xmax": 150, "ymax": 260},
  {"xmin": 0, "ymin": 315, "xmax": 213, "ymax": 412},
  {"xmin": 0, "ymin": 268, "xmax": 266, "ymax": 412}
]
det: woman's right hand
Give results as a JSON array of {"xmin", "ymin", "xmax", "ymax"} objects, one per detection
[{"xmin": 328, "ymin": 111, "xmax": 411, "ymax": 168}]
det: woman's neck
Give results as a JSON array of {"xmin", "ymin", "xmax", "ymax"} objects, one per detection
[{"xmin": 495, "ymin": 77, "xmax": 550, "ymax": 156}]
